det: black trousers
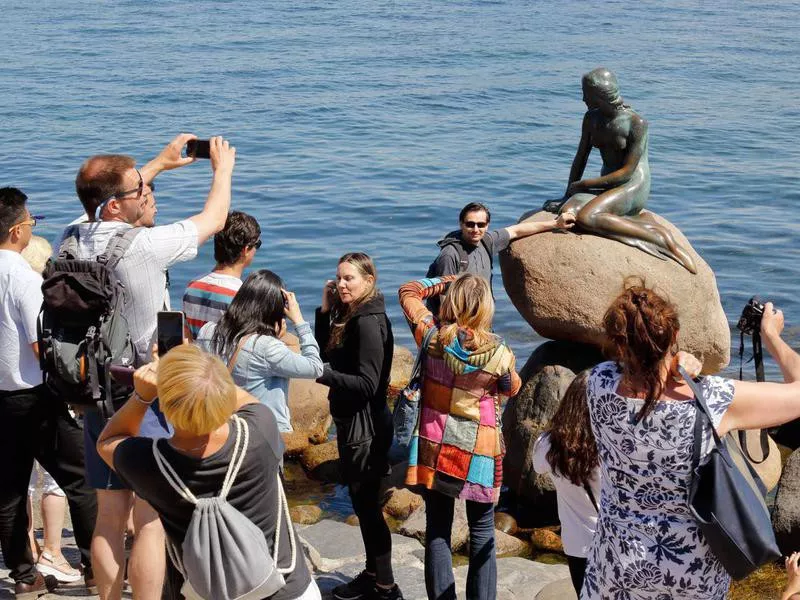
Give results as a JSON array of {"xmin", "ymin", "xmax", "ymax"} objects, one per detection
[{"xmin": 0, "ymin": 385, "xmax": 97, "ymax": 584}]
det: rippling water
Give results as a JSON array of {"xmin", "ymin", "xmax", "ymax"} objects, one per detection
[{"xmin": 2, "ymin": 0, "xmax": 799, "ymax": 378}]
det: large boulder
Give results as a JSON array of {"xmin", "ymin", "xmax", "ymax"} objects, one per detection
[
  {"xmin": 500, "ymin": 210, "xmax": 730, "ymax": 374},
  {"xmin": 383, "ymin": 487, "xmax": 424, "ymax": 520},
  {"xmin": 399, "ymin": 499, "xmax": 470, "ymax": 551},
  {"xmin": 502, "ymin": 357, "xmax": 578, "ymax": 526},
  {"xmin": 300, "ymin": 440, "xmax": 341, "ymax": 483},
  {"xmin": 772, "ymin": 447, "xmax": 800, "ymax": 555},
  {"xmin": 282, "ymin": 332, "xmax": 332, "ymax": 445},
  {"xmin": 390, "ymin": 345, "xmax": 416, "ymax": 395}
]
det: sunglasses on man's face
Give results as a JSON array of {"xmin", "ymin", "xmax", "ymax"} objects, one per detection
[
  {"xmin": 95, "ymin": 171, "xmax": 154, "ymax": 217},
  {"xmin": 463, "ymin": 221, "xmax": 488, "ymax": 229}
]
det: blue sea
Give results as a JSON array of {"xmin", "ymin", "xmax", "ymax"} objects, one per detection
[{"xmin": 2, "ymin": 0, "xmax": 799, "ymax": 378}]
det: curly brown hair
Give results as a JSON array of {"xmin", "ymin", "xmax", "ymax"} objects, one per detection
[
  {"xmin": 545, "ymin": 370, "xmax": 598, "ymax": 487},
  {"xmin": 603, "ymin": 279, "xmax": 680, "ymax": 421}
]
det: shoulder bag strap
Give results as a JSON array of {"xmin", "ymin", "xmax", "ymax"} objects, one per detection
[
  {"xmin": 583, "ymin": 482, "xmax": 599, "ymax": 513},
  {"xmin": 226, "ymin": 334, "xmax": 254, "ymax": 373},
  {"xmin": 678, "ymin": 366, "xmax": 724, "ymax": 470}
]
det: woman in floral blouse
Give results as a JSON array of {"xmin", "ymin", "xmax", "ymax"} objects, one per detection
[{"xmin": 582, "ymin": 283, "xmax": 800, "ymax": 599}]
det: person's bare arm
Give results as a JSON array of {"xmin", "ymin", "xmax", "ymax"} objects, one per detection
[
  {"xmin": 505, "ymin": 213, "xmax": 576, "ymax": 241},
  {"xmin": 564, "ymin": 112, "xmax": 593, "ymax": 196},
  {"xmin": 719, "ymin": 304, "xmax": 800, "ymax": 435},
  {"xmin": 97, "ymin": 362, "xmax": 159, "ymax": 468},
  {"xmin": 139, "ymin": 134, "xmax": 197, "ymax": 184},
  {"xmin": 30, "ymin": 342, "xmax": 39, "ymax": 360},
  {"xmin": 187, "ymin": 137, "xmax": 237, "ymax": 245}
]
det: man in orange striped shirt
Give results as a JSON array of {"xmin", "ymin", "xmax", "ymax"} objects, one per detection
[{"xmin": 182, "ymin": 211, "xmax": 261, "ymax": 338}]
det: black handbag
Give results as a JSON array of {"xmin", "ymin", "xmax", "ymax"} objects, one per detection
[{"xmin": 681, "ymin": 367, "xmax": 781, "ymax": 580}]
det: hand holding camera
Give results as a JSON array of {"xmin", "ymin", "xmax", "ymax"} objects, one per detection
[{"xmin": 282, "ymin": 289, "xmax": 304, "ymax": 324}]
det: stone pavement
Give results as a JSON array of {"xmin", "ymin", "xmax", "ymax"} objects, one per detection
[{"xmin": 1, "ymin": 520, "xmax": 571, "ymax": 599}]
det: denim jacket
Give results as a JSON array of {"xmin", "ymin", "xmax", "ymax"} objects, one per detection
[{"xmin": 196, "ymin": 321, "xmax": 323, "ymax": 432}]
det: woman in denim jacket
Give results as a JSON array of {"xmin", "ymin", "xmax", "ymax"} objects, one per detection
[{"xmin": 196, "ymin": 269, "xmax": 323, "ymax": 432}]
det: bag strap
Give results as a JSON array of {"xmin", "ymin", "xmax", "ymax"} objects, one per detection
[
  {"xmin": 410, "ymin": 325, "xmax": 438, "ymax": 379},
  {"xmin": 226, "ymin": 335, "xmax": 254, "ymax": 373},
  {"xmin": 99, "ymin": 227, "xmax": 143, "ymax": 270},
  {"xmin": 58, "ymin": 225, "xmax": 81, "ymax": 259},
  {"xmin": 583, "ymin": 482, "xmax": 598, "ymax": 513},
  {"xmin": 274, "ymin": 471, "xmax": 297, "ymax": 574},
  {"xmin": 678, "ymin": 366, "xmax": 724, "ymax": 470},
  {"xmin": 152, "ymin": 414, "xmax": 248, "ymax": 504},
  {"xmin": 736, "ymin": 329, "xmax": 770, "ymax": 464}
]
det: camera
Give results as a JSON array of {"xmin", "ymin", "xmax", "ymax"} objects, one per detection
[{"xmin": 736, "ymin": 296, "xmax": 765, "ymax": 336}]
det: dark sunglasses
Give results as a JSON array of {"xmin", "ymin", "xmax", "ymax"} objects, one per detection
[
  {"xmin": 463, "ymin": 220, "xmax": 488, "ymax": 229},
  {"xmin": 96, "ymin": 170, "xmax": 153, "ymax": 217},
  {"xmin": 250, "ymin": 239, "xmax": 262, "ymax": 250}
]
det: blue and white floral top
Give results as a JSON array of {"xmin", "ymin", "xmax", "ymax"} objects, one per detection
[{"xmin": 581, "ymin": 361, "xmax": 734, "ymax": 600}]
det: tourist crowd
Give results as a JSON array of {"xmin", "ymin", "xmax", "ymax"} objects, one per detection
[{"xmin": 2, "ymin": 133, "xmax": 800, "ymax": 600}]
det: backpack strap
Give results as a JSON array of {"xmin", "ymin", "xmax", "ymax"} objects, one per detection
[
  {"xmin": 151, "ymin": 415, "xmax": 247, "ymax": 504},
  {"xmin": 99, "ymin": 227, "xmax": 143, "ymax": 269},
  {"xmin": 58, "ymin": 225, "xmax": 81, "ymax": 259}
]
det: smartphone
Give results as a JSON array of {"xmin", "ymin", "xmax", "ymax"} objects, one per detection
[
  {"xmin": 185, "ymin": 139, "xmax": 211, "ymax": 159},
  {"xmin": 109, "ymin": 364, "xmax": 135, "ymax": 387},
  {"xmin": 157, "ymin": 311, "xmax": 185, "ymax": 357}
]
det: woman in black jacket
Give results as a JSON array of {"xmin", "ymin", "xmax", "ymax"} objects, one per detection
[{"xmin": 315, "ymin": 252, "xmax": 400, "ymax": 600}]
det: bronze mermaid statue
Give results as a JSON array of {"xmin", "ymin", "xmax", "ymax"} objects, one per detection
[{"xmin": 543, "ymin": 68, "xmax": 696, "ymax": 274}]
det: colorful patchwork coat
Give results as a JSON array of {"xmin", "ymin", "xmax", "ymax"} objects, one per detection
[{"xmin": 399, "ymin": 276, "xmax": 522, "ymax": 503}]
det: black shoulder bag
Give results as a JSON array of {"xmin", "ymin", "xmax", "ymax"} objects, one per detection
[{"xmin": 681, "ymin": 366, "xmax": 781, "ymax": 580}]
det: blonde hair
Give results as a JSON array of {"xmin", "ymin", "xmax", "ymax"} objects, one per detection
[
  {"xmin": 438, "ymin": 273, "xmax": 495, "ymax": 348},
  {"xmin": 157, "ymin": 345, "xmax": 237, "ymax": 435},
  {"xmin": 21, "ymin": 235, "xmax": 52, "ymax": 274}
]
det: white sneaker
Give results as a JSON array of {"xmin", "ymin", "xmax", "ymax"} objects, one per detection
[{"xmin": 36, "ymin": 550, "xmax": 82, "ymax": 583}]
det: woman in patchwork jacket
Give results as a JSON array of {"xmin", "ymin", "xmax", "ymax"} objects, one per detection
[{"xmin": 398, "ymin": 273, "xmax": 521, "ymax": 600}]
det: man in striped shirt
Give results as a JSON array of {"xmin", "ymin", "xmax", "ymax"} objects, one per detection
[{"xmin": 182, "ymin": 210, "xmax": 261, "ymax": 338}]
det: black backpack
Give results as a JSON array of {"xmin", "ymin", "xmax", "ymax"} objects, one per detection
[{"xmin": 38, "ymin": 226, "xmax": 142, "ymax": 416}]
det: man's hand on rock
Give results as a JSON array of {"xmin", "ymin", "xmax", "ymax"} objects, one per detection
[{"xmin": 554, "ymin": 212, "xmax": 576, "ymax": 230}]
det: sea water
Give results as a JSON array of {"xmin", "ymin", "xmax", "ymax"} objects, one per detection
[{"xmin": 1, "ymin": 0, "xmax": 798, "ymax": 377}]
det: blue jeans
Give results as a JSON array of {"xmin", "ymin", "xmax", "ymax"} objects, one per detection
[{"xmin": 424, "ymin": 491, "xmax": 496, "ymax": 600}]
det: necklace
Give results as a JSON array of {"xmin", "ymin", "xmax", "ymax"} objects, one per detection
[{"xmin": 169, "ymin": 438, "xmax": 210, "ymax": 454}]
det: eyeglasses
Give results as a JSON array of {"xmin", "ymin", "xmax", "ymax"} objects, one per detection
[
  {"xmin": 250, "ymin": 239, "xmax": 262, "ymax": 250},
  {"xmin": 8, "ymin": 216, "xmax": 37, "ymax": 232},
  {"xmin": 463, "ymin": 221, "xmax": 488, "ymax": 229},
  {"xmin": 96, "ymin": 170, "xmax": 154, "ymax": 217}
]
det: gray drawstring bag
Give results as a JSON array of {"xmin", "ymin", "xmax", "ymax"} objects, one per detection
[{"xmin": 153, "ymin": 414, "xmax": 296, "ymax": 600}]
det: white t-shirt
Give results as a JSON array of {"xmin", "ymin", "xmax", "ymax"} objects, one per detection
[
  {"xmin": 532, "ymin": 432, "xmax": 601, "ymax": 557},
  {"xmin": 0, "ymin": 250, "xmax": 44, "ymax": 390},
  {"xmin": 55, "ymin": 219, "xmax": 198, "ymax": 360}
]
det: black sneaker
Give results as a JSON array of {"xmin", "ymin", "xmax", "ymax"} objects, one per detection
[
  {"xmin": 333, "ymin": 570, "xmax": 376, "ymax": 600},
  {"xmin": 371, "ymin": 584, "xmax": 404, "ymax": 600}
]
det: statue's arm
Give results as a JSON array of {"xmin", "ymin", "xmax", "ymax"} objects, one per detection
[
  {"xmin": 578, "ymin": 116, "xmax": 647, "ymax": 191},
  {"xmin": 565, "ymin": 112, "xmax": 593, "ymax": 196}
]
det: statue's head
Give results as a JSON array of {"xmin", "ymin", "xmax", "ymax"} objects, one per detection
[{"xmin": 582, "ymin": 68, "xmax": 623, "ymax": 110}]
